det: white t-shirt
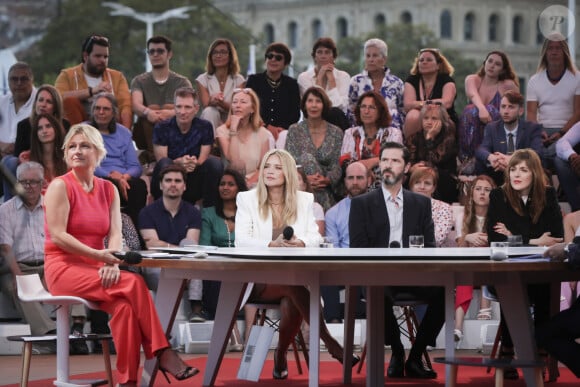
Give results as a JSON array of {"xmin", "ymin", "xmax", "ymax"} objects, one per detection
[
  {"xmin": 0, "ymin": 88, "xmax": 36, "ymax": 143},
  {"xmin": 527, "ymin": 69, "xmax": 580, "ymax": 129},
  {"xmin": 297, "ymin": 67, "xmax": 351, "ymax": 112}
]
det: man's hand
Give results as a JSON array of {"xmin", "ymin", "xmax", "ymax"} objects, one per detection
[
  {"xmin": 266, "ymin": 124, "xmax": 284, "ymax": 141},
  {"xmin": 569, "ymin": 153, "xmax": 580, "ymax": 176}
]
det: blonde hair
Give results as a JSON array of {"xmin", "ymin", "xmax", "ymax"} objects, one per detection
[
  {"xmin": 225, "ymin": 88, "xmax": 263, "ymax": 131},
  {"xmin": 62, "ymin": 124, "xmax": 107, "ymax": 166},
  {"xmin": 256, "ymin": 149, "xmax": 299, "ymax": 224}
]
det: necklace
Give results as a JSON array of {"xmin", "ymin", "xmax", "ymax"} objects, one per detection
[
  {"xmin": 223, "ymin": 219, "xmax": 233, "ymax": 247},
  {"xmin": 266, "ymin": 75, "xmax": 281, "ymax": 89},
  {"xmin": 154, "ymin": 76, "xmax": 168, "ymax": 85},
  {"xmin": 546, "ymin": 68, "xmax": 566, "ymax": 83},
  {"xmin": 420, "ymin": 76, "xmax": 435, "ymax": 101}
]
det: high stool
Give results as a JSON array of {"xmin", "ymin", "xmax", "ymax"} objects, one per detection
[
  {"xmin": 246, "ymin": 303, "xmax": 309, "ymax": 374},
  {"xmin": 16, "ymin": 274, "xmax": 113, "ymax": 387}
]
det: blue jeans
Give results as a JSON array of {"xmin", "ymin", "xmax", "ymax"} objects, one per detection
[{"xmin": 1, "ymin": 155, "xmax": 19, "ymax": 201}]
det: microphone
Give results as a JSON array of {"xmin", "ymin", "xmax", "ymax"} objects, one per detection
[
  {"xmin": 389, "ymin": 241, "xmax": 401, "ymax": 248},
  {"xmin": 0, "ymin": 162, "xmax": 25, "ymax": 198},
  {"xmin": 112, "ymin": 251, "xmax": 143, "ymax": 264},
  {"xmin": 283, "ymin": 226, "xmax": 294, "ymax": 241}
]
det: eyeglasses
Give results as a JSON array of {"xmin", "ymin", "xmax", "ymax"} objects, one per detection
[
  {"xmin": 83, "ymin": 35, "xmax": 109, "ymax": 52},
  {"xmin": 359, "ymin": 104, "xmax": 377, "ymax": 111},
  {"xmin": 147, "ymin": 48, "xmax": 167, "ymax": 56},
  {"xmin": 18, "ymin": 180, "xmax": 42, "ymax": 188},
  {"xmin": 425, "ymin": 100, "xmax": 443, "ymax": 106},
  {"xmin": 212, "ymin": 50, "xmax": 230, "ymax": 57},
  {"xmin": 9, "ymin": 76, "xmax": 31, "ymax": 84},
  {"xmin": 265, "ymin": 53, "xmax": 284, "ymax": 62},
  {"xmin": 233, "ymin": 88, "xmax": 252, "ymax": 94}
]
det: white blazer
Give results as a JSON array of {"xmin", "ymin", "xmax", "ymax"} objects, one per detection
[{"xmin": 235, "ymin": 189, "xmax": 322, "ymax": 248}]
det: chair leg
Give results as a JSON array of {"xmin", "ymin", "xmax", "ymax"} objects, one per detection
[
  {"xmin": 487, "ymin": 324, "xmax": 502, "ymax": 373},
  {"xmin": 408, "ymin": 307, "xmax": 432, "ymax": 369},
  {"xmin": 494, "ymin": 368, "xmax": 504, "ymax": 387},
  {"xmin": 101, "ymin": 339, "xmax": 113, "ymax": 387},
  {"xmin": 21, "ymin": 342, "xmax": 32, "ymax": 387},
  {"xmin": 448, "ymin": 364, "xmax": 458, "ymax": 387},
  {"xmin": 55, "ymin": 304, "xmax": 71, "ymax": 384},
  {"xmin": 296, "ymin": 328, "xmax": 309, "ymax": 368},
  {"xmin": 291, "ymin": 340, "xmax": 302, "ymax": 374},
  {"xmin": 357, "ymin": 341, "xmax": 366, "ymax": 374}
]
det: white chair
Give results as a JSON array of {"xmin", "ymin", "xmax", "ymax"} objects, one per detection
[{"xmin": 16, "ymin": 274, "xmax": 113, "ymax": 387}]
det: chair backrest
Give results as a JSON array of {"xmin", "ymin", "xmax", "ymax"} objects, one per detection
[{"xmin": 16, "ymin": 274, "xmax": 53, "ymax": 302}]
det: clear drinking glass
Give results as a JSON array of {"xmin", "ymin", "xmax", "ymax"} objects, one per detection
[
  {"xmin": 490, "ymin": 242, "xmax": 509, "ymax": 261},
  {"xmin": 507, "ymin": 235, "xmax": 523, "ymax": 247},
  {"xmin": 409, "ymin": 235, "xmax": 424, "ymax": 248}
]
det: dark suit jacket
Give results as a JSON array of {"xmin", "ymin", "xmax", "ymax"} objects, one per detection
[
  {"xmin": 475, "ymin": 119, "xmax": 543, "ymax": 174},
  {"xmin": 349, "ymin": 188, "xmax": 435, "ymax": 248},
  {"xmin": 486, "ymin": 186, "xmax": 564, "ymax": 245}
]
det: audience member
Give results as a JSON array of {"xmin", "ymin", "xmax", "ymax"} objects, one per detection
[
  {"xmin": 44, "ymin": 124, "xmax": 198, "ymax": 385},
  {"xmin": 403, "ymin": 48, "xmax": 458, "ymax": 138},
  {"xmin": 559, "ymin": 210, "xmax": 580, "ymax": 310},
  {"xmin": 151, "ymin": 87, "xmax": 222, "ymax": 207},
  {"xmin": 323, "ymin": 161, "xmax": 369, "ymax": 323},
  {"xmin": 0, "ymin": 62, "xmax": 36, "ymax": 198},
  {"xmin": 199, "ymin": 169, "xmax": 248, "ymax": 320},
  {"xmin": 475, "ymin": 90, "xmax": 543, "ymax": 185},
  {"xmin": 458, "ymin": 51, "xmax": 519, "ymax": 175},
  {"xmin": 286, "ymin": 87, "xmax": 343, "ymax": 211},
  {"xmin": 349, "ymin": 142, "xmax": 442, "ymax": 379},
  {"xmin": 138, "ymin": 164, "xmax": 205, "ymax": 322},
  {"xmin": 527, "ymin": 32, "xmax": 580, "ymax": 168},
  {"xmin": 296, "ymin": 167, "xmax": 325, "ymax": 234},
  {"xmin": 455, "ymin": 175, "xmax": 496, "ymax": 323},
  {"xmin": 555, "ymin": 121, "xmax": 580, "ymax": 211},
  {"xmin": 131, "ymin": 35, "xmax": 192, "ymax": 163},
  {"xmin": 348, "ymin": 38, "xmax": 404, "ymax": 130},
  {"xmin": 406, "ymin": 103, "xmax": 458, "ymax": 204},
  {"xmin": 0, "ymin": 162, "xmax": 57, "ymax": 353},
  {"xmin": 487, "ymin": 149, "xmax": 563, "ymax": 380},
  {"xmin": 246, "ymin": 43, "xmax": 300, "ymax": 146},
  {"xmin": 90, "ymin": 93, "xmax": 147, "ymax": 225},
  {"xmin": 235, "ymin": 149, "xmax": 357, "ymax": 379},
  {"xmin": 215, "ymin": 88, "xmax": 270, "ymax": 187},
  {"xmin": 297, "ymin": 37, "xmax": 350, "ymax": 129},
  {"xmin": 55, "ymin": 35, "xmax": 131, "ymax": 128},
  {"xmin": 3, "ymin": 85, "xmax": 69, "ymax": 200},
  {"xmin": 341, "ymin": 90, "xmax": 402, "ymax": 190},
  {"xmin": 197, "ymin": 38, "xmax": 245, "ymax": 134}
]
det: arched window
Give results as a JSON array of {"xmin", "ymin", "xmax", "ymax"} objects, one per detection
[
  {"xmin": 512, "ymin": 15, "xmax": 523, "ymax": 43},
  {"xmin": 464, "ymin": 12, "xmax": 475, "ymax": 41},
  {"xmin": 401, "ymin": 11, "xmax": 412, "ymax": 24},
  {"xmin": 375, "ymin": 13, "xmax": 386, "ymax": 30},
  {"xmin": 489, "ymin": 14, "xmax": 499, "ymax": 42},
  {"xmin": 288, "ymin": 21, "xmax": 298, "ymax": 49},
  {"xmin": 440, "ymin": 10, "xmax": 452, "ymax": 39},
  {"xmin": 264, "ymin": 23, "xmax": 274, "ymax": 45},
  {"xmin": 337, "ymin": 17, "xmax": 348, "ymax": 39},
  {"xmin": 312, "ymin": 19, "xmax": 322, "ymax": 42}
]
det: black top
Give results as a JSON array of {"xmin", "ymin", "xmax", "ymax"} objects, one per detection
[
  {"xmin": 405, "ymin": 73, "xmax": 458, "ymax": 125},
  {"xmin": 14, "ymin": 117, "xmax": 71, "ymax": 156},
  {"xmin": 246, "ymin": 72, "xmax": 301, "ymax": 129},
  {"xmin": 486, "ymin": 186, "xmax": 563, "ymax": 245}
]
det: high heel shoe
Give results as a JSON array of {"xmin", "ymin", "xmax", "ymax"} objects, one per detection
[
  {"xmin": 332, "ymin": 352, "xmax": 361, "ymax": 368},
  {"xmin": 158, "ymin": 348, "xmax": 200, "ymax": 383},
  {"xmin": 273, "ymin": 349, "xmax": 288, "ymax": 379}
]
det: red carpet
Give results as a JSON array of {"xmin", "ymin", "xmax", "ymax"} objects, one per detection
[{"xmin": 5, "ymin": 357, "xmax": 579, "ymax": 386}]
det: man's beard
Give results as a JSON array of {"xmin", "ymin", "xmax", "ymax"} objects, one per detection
[
  {"xmin": 86, "ymin": 61, "xmax": 105, "ymax": 77},
  {"xmin": 382, "ymin": 169, "xmax": 404, "ymax": 186}
]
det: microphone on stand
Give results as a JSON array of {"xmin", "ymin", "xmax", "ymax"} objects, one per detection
[
  {"xmin": 283, "ymin": 226, "xmax": 294, "ymax": 241},
  {"xmin": 112, "ymin": 251, "xmax": 143, "ymax": 265}
]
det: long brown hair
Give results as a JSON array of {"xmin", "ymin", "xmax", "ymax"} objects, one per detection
[
  {"xmin": 537, "ymin": 32, "xmax": 576, "ymax": 74},
  {"xmin": 30, "ymin": 113, "xmax": 67, "ymax": 177},
  {"xmin": 476, "ymin": 51, "xmax": 520, "ymax": 87},
  {"xmin": 502, "ymin": 149, "xmax": 547, "ymax": 223},
  {"xmin": 205, "ymin": 38, "xmax": 240, "ymax": 75},
  {"xmin": 462, "ymin": 175, "xmax": 496, "ymax": 236}
]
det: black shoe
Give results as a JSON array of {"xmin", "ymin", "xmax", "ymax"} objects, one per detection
[
  {"xmin": 405, "ymin": 358, "xmax": 437, "ymax": 379},
  {"xmin": 70, "ymin": 323, "xmax": 89, "ymax": 355},
  {"xmin": 387, "ymin": 354, "xmax": 405, "ymax": 378}
]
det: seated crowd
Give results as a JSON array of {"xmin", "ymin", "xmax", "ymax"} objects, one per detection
[{"xmin": 1, "ymin": 30, "xmax": 580, "ymax": 385}]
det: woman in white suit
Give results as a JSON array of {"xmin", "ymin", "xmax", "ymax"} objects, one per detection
[{"xmin": 235, "ymin": 149, "xmax": 357, "ymax": 379}]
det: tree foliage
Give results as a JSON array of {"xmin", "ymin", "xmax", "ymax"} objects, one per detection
[
  {"xmin": 24, "ymin": 0, "xmax": 252, "ymax": 86},
  {"xmin": 336, "ymin": 23, "xmax": 478, "ymax": 113}
]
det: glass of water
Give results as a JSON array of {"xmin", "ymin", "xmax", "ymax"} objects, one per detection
[
  {"xmin": 490, "ymin": 242, "xmax": 509, "ymax": 261},
  {"xmin": 507, "ymin": 235, "xmax": 523, "ymax": 247},
  {"xmin": 409, "ymin": 235, "xmax": 424, "ymax": 248},
  {"xmin": 319, "ymin": 236, "xmax": 334, "ymax": 248}
]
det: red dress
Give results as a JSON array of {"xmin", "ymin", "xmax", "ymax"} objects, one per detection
[{"xmin": 45, "ymin": 171, "xmax": 168, "ymax": 383}]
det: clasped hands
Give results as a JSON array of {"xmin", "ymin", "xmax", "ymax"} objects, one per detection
[
  {"xmin": 109, "ymin": 171, "xmax": 131, "ymax": 201},
  {"xmin": 307, "ymin": 173, "xmax": 330, "ymax": 190},
  {"xmin": 176, "ymin": 155, "xmax": 198, "ymax": 173},
  {"xmin": 487, "ymin": 152, "xmax": 510, "ymax": 171},
  {"xmin": 269, "ymin": 234, "xmax": 305, "ymax": 248}
]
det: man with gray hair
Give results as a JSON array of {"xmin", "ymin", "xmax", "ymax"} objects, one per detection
[{"xmin": 0, "ymin": 162, "xmax": 55, "ymax": 353}]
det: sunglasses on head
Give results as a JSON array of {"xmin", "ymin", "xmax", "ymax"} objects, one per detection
[
  {"xmin": 233, "ymin": 88, "xmax": 252, "ymax": 95},
  {"xmin": 83, "ymin": 35, "xmax": 109, "ymax": 52},
  {"xmin": 265, "ymin": 53, "xmax": 284, "ymax": 62}
]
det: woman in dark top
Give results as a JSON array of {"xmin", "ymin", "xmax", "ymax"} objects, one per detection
[
  {"xmin": 403, "ymin": 48, "xmax": 458, "ymax": 138},
  {"xmin": 486, "ymin": 148, "xmax": 563, "ymax": 380},
  {"xmin": 406, "ymin": 103, "xmax": 458, "ymax": 203},
  {"xmin": 246, "ymin": 42, "xmax": 300, "ymax": 146}
]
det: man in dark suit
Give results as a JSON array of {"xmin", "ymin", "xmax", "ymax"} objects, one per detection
[
  {"xmin": 349, "ymin": 142, "xmax": 442, "ymax": 379},
  {"xmin": 475, "ymin": 90, "xmax": 543, "ymax": 185}
]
